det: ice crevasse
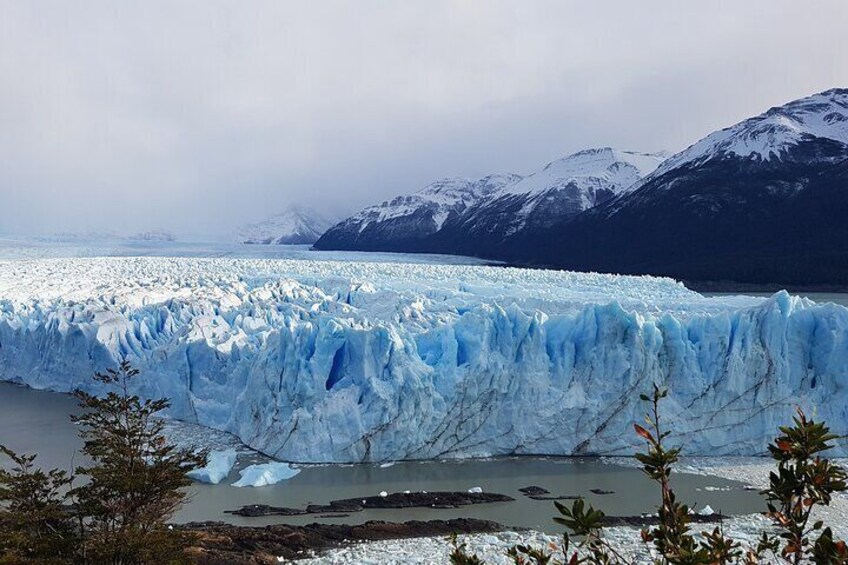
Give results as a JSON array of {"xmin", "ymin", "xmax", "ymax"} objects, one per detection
[{"xmin": 0, "ymin": 256, "xmax": 847, "ymax": 462}]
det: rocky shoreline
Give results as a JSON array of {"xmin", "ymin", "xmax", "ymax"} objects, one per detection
[
  {"xmin": 182, "ymin": 518, "xmax": 504, "ymax": 564},
  {"xmin": 225, "ymin": 491, "xmax": 515, "ymax": 517},
  {"xmin": 182, "ymin": 514, "xmax": 731, "ymax": 563}
]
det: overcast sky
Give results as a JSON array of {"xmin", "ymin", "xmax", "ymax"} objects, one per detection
[{"xmin": 1, "ymin": 1, "xmax": 847, "ymax": 236}]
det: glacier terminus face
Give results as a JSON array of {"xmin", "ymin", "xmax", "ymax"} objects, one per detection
[{"xmin": 1, "ymin": 253, "xmax": 846, "ymax": 462}]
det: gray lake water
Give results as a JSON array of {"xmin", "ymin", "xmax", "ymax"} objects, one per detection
[
  {"xmin": 701, "ymin": 291, "xmax": 848, "ymax": 308},
  {"xmin": 0, "ymin": 383, "xmax": 765, "ymax": 533}
]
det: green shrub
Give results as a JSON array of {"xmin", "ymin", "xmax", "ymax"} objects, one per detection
[
  {"xmin": 760, "ymin": 408, "xmax": 848, "ymax": 563},
  {"xmin": 486, "ymin": 386, "xmax": 848, "ymax": 565},
  {"xmin": 0, "ymin": 447, "xmax": 78, "ymax": 564},
  {"xmin": 71, "ymin": 361, "xmax": 205, "ymax": 564},
  {"xmin": 0, "ymin": 362, "xmax": 203, "ymax": 564}
]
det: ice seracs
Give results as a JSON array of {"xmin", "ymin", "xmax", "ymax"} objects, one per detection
[{"xmin": 0, "ymin": 255, "xmax": 847, "ymax": 462}]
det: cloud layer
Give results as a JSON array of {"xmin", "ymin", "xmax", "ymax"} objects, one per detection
[{"xmin": 1, "ymin": 1, "xmax": 846, "ymax": 235}]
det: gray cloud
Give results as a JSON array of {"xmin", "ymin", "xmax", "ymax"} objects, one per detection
[{"xmin": 1, "ymin": 0, "xmax": 847, "ymax": 235}]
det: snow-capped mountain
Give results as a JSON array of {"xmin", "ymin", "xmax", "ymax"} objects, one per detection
[
  {"xmin": 509, "ymin": 88, "xmax": 848, "ymax": 285},
  {"xmin": 321, "ymin": 88, "xmax": 848, "ymax": 285},
  {"xmin": 314, "ymin": 148, "xmax": 665, "ymax": 254},
  {"xmin": 315, "ymin": 174, "xmax": 520, "ymax": 251},
  {"xmin": 650, "ymin": 88, "xmax": 848, "ymax": 176},
  {"xmin": 502, "ymin": 147, "xmax": 666, "ymax": 201},
  {"xmin": 431, "ymin": 148, "xmax": 666, "ymax": 255},
  {"xmin": 240, "ymin": 207, "xmax": 337, "ymax": 245}
]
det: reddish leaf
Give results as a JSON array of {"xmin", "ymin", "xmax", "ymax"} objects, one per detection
[
  {"xmin": 784, "ymin": 543, "xmax": 800, "ymax": 554},
  {"xmin": 634, "ymin": 424, "xmax": 653, "ymax": 441}
]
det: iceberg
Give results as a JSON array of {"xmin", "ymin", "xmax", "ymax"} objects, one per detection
[
  {"xmin": 232, "ymin": 462, "xmax": 300, "ymax": 487},
  {"xmin": 187, "ymin": 449, "xmax": 238, "ymax": 484},
  {"xmin": 0, "ymin": 255, "xmax": 847, "ymax": 462}
]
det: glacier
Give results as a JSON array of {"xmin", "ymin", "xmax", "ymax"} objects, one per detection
[{"xmin": 1, "ymin": 254, "xmax": 847, "ymax": 462}]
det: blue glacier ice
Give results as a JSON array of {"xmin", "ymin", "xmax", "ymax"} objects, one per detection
[
  {"xmin": 232, "ymin": 462, "xmax": 300, "ymax": 487},
  {"xmin": 0, "ymin": 255, "xmax": 846, "ymax": 462},
  {"xmin": 187, "ymin": 449, "xmax": 238, "ymax": 484}
]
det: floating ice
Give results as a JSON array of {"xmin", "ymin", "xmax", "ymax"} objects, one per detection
[
  {"xmin": 231, "ymin": 462, "xmax": 300, "ymax": 487},
  {"xmin": 699, "ymin": 505, "xmax": 715, "ymax": 516},
  {"xmin": 187, "ymin": 449, "xmax": 238, "ymax": 484}
]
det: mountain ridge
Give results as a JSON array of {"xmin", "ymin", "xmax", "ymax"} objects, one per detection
[
  {"xmin": 315, "ymin": 148, "xmax": 664, "ymax": 254},
  {"xmin": 506, "ymin": 88, "xmax": 848, "ymax": 285}
]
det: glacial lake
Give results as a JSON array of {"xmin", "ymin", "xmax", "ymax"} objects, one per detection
[
  {"xmin": 0, "ymin": 382, "xmax": 766, "ymax": 533},
  {"xmin": 702, "ymin": 291, "xmax": 848, "ymax": 308}
]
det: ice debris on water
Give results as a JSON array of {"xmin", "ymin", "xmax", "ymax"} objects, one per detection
[
  {"xmin": 187, "ymin": 449, "xmax": 238, "ymax": 484},
  {"xmin": 231, "ymin": 462, "xmax": 300, "ymax": 487}
]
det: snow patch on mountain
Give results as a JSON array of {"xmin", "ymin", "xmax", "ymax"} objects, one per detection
[
  {"xmin": 350, "ymin": 174, "xmax": 521, "ymax": 233},
  {"xmin": 441, "ymin": 148, "xmax": 668, "ymax": 239},
  {"xmin": 502, "ymin": 148, "xmax": 667, "ymax": 199}
]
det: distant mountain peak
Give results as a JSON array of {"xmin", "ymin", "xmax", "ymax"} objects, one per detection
[
  {"xmin": 349, "ymin": 173, "xmax": 521, "ymax": 233},
  {"xmin": 239, "ymin": 206, "xmax": 337, "ymax": 245}
]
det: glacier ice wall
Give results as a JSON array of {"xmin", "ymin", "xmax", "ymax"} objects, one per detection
[{"xmin": 1, "ymin": 256, "xmax": 846, "ymax": 462}]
